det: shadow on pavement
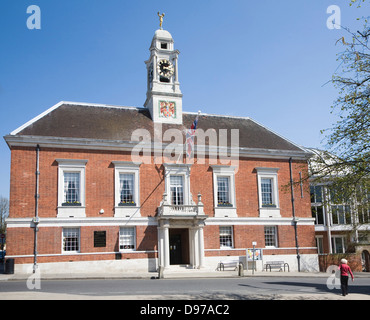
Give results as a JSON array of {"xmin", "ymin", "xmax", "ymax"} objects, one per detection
[{"xmin": 259, "ymin": 281, "xmax": 370, "ymax": 295}]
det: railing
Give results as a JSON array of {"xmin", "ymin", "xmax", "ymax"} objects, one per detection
[
  {"xmin": 159, "ymin": 204, "xmax": 200, "ymax": 216},
  {"xmin": 158, "ymin": 193, "xmax": 205, "ymax": 217}
]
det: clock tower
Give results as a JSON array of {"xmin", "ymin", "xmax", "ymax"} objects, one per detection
[{"xmin": 144, "ymin": 19, "xmax": 183, "ymax": 124}]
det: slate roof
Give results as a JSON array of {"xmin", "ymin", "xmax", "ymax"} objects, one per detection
[{"xmin": 6, "ymin": 102, "xmax": 309, "ymax": 155}]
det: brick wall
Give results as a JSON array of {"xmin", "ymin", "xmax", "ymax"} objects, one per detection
[
  {"xmin": 9, "ymin": 147, "xmax": 311, "ymax": 220},
  {"xmin": 7, "ymin": 146, "xmax": 315, "ymax": 264},
  {"xmin": 8, "ymin": 225, "xmax": 158, "ymax": 264},
  {"xmin": 205, "ymin": 224, "xmax": 316, "ymax": 257},
  {"xmin": 319, "ymin": 253, "xmax": 362, "ymax": 272}
]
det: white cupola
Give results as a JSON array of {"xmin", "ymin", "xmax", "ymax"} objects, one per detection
[{"xmin": 144, "ymin": 14, "xmax": 183, "ymax": 124}]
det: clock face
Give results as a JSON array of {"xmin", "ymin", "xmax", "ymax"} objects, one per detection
[{"xmin": 158, "ymin": 59, "xmax": 174, "ymax": 78}]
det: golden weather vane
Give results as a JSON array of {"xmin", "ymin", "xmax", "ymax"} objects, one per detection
[{"xmin": 157, "ymin": 12, "xmax": 165, "ymax": 29}]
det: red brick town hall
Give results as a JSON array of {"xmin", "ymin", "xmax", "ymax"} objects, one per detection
[{"xmin": 4, "ymin": 22, "xmax": 319, "ymax": 275}]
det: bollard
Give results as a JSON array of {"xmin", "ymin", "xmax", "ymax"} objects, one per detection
[
  {"xmin": 5, "ymin": 258, "xmax": 15, "ymax": 274},
  {"xmin": 158, "ymin": 266, "xmax": 164, "ymax": 279},
  {"xmin": 238, "ymin": 263, "xmax": 244, "ymax": 277}
]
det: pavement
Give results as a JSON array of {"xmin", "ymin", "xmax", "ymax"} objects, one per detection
[
  {"xmin": 0, "ymin": 267, "xmax": 369, "ymax": 300},
  {"xmin": 1, "ymin": 265, "xmax": 369, "ymax": 281}
]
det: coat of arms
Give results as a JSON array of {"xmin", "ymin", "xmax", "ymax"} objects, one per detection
[{"xmin": 159, "ymin": 101, "xmax": 176, "ymax": 118}]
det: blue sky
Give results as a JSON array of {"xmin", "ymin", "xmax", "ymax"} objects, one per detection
[{"xmin": 0, "ymin": 0, "xmax": 368, "ymax": 198}]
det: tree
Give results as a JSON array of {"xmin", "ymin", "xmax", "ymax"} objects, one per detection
[
  {"xmin": 0, "ymin": 196, "xmax": 9, "ymax": 234},
  {"xmin": 316, "ymin": 8, "xmax": 370, "ymax": 201},
  {"xmin": 308, "ymin": 2, "xmax": 370, "ymax": 254}
]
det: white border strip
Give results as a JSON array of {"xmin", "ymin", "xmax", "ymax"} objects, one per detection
[
  {"xmin": 6, "ymin": 250, "xmax": 158, "ymax": 259},
  {"xmin": 6, "ymin": 216, "xmax": 315, "ymax": 228},
  {"xmin": 205, "ymin": 247, "xmax": 317, "ymax": 251},
  {"xmin": 6, "ymin": 217, "xmax": 158, "ymax": 228}
]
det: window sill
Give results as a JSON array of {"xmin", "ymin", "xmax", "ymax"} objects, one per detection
[
  {"xmin": 62, "ymin": 203, "xmax": 82, "ymax": 207},
  {"xmin": 260, "ymin": 205, "xmax": 279, "ymax": 209},
  {"xmin": 118, "ymin": 203, "xmax": 137, "ymax": 207},
  {"xmin": 114, "ymin": 206, "xmax": 141, "ymax": 218},
  {"xmin": 214, "ymin": 206, "xmax": 237, "ymax": 218},
  {"xmin": 259, "ymin": 207, "xmax": 280, "ymax": 218},
  {"xmin": 57, "ymin": 206, "xmax": 86, "ymax": 218}
]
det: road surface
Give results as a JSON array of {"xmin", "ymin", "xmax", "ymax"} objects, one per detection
[{"xmin": 0, "ymin": 276, "xmax": 369, "ymax": 300}]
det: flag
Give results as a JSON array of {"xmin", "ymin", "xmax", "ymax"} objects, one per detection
[{"xmin": 186, "ymin": 113, "xmax": 199, "ymax": 159}]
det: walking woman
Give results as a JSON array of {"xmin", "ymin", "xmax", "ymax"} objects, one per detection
[{"xmin": 338, "ymin": 258, "xmax": 354, "ymax": 296}]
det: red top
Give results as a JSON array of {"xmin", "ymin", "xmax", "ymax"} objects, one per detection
[{"xmin": 338, "ymin": 264, "xmax": 354, "ymax": 279}]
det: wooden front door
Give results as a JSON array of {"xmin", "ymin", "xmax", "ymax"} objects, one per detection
[
  {"xmin": 170, "ymin": 234, "xmax": 182, "ymax": 265},
  {"xmin": 169, "ymin": 229, "xmax": 189, "ymax": 265}
]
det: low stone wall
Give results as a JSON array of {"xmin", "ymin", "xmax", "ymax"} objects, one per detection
[{"xmin": 318, "ymin": 253, "xmax": 362, "ymax": 272}]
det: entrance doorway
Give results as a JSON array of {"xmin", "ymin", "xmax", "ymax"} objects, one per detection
[{"xmin": 169, "ymin": 229, "xmax": 189, "ymax": 265}]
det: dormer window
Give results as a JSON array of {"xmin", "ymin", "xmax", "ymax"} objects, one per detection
[{"xmin": 161, "ymin": 42, "xmax": 168, "ymax": 49}]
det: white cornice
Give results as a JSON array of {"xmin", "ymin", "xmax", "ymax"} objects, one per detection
[
  {"xmin": 6, "ymin": 216, "xmax": 316, "ymax": 228},
  {"xmin": 206, "ymin": 217, "xmax": 315, "ymax": 226},
  {"xmin": 6, "ymin": 217, "xmax": 158, "ymax": 228},
  {"xmin": 4, "ymin": 135, "xmax": 311, "ymax": 160}
]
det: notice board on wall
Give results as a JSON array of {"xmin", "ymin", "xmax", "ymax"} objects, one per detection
[{"xmin": 94, "ymin": 231, "xmax": 106, "ymax": 248}]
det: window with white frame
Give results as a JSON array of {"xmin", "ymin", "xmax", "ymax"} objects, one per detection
[
  {"xmin": 356, "ymin": 184, "xmax": 369, "ymax": 224},
  {"xmin": 217, "ymin": 176, "xmax": 231, "ymax": 205},
  {"xmin": 119, "ymin": 173, "xmax": 135, "ymax": 205},
  {"xmin": 170, "ymin": 175, "xmax": 184, "ymax": 205},
  {"xmin": 312, "ymin": 206, "xmax": 325, "ymax": 225},
  {"xmin": 212, "ymin": 166, "xmax": 236, "ymax": 207},
  {"xmin": 62, "ymin": 228, "xmax": 80, "ymax": 253},
  {"xmin": 57, "ymin": 159, "xmax": 87, "ymax": 217},
  {"xmin": 257, "ymin": 169, "xmax": 279, "ymax": 208},
  {"xmin": 315, "ymin": 236, "xmax": 324, "ymax": 254},
  {"xmin": 219, "ymin": 226, "xmax": 233, "ymax": 248},
  {"xmin": 164, "ymin": 164, "xmax": 191, "ymax": 206},
  {"xmin": 264, "ymin": 226, "xmax": 278, "ymax": 247},
  {"xmin": 358, "ymin": 202, "xmax": 370, "ymax": 224},
  {"xmin": 329, "ymin": 186, "xmax": 352, "ymax": 225},
  {"xmin": 310, "ymin": 185, "xmax": 325, "ymax": 225},
  {"xmin": 261, "ymin": 178, "xmax": 273, "ymax": 206},
  {"xmin": 211, "ymin": 166, "xmax": 237, "ymax": 217},
  {"xmin": 331, "ymin": 205, "xmax": 351, "ymax": 225},
  {"xmin": 310, "ymin": 185, "xmax": 323, "ymax": 203},
  {"xmin": 331, "ymin": 236, "xmax": 346, "ymax": 253},
  {"xmin": 256, "ymin": 168, "xmax": 280, "ymax": 218},
  {"xmin": 119, "ymin": 227, "xmax": 136, "ymax": 251},
  {"xmin": 64, "ymin": 172, "xmax": 81, "ymax": 204},
  {"xmin": 358, "ymin": 232, "xmax": 369, "ymax": 243},
  {"xmin": 113, "ymin": 161, "xmax": 140, "ymax": 207}
]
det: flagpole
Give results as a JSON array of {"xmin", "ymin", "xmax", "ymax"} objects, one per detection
[{"xmin": 185, "ymin": 110, "xmax": 201, "ymax": 164}]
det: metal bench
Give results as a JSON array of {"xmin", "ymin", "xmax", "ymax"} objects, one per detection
[
  {"xmin": 218, "ymin": 259, "xmax": 243, "ymax": 271},
  {"xmin": 264, "ymin": 261, "xmax": 290, "ymax": 272}
]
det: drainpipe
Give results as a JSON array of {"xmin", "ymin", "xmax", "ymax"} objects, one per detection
[
  {"xmin": 323, "ymin": 187, "xmax": 332, "ymax": 254},
  {"xmin": 289, "ymin": 157, "xmax": 300, "ymax": 272},
  {"xmin": 33, "ymin": 145, "xmax": 40, "ymax": 273}
]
